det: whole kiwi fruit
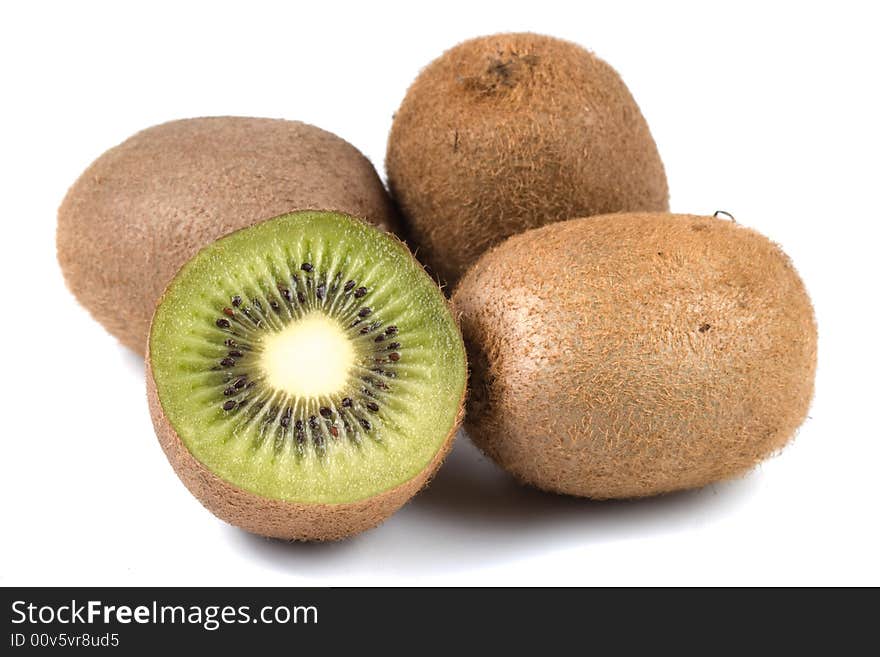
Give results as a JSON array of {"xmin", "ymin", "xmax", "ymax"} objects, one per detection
[
  {"xmin": 386, "ymin": 32, "xmax": 668, "ymax": 288},
  {"xmin": 452, "ymin": 212, "xmax": 817, "ymax": 498},
  {"xmin": 58, "ymin": 117, "xmax": 399, "ymax": 354},
  {"xmin": 147, "ymin": 211, "xmax": 467, "ymax": 540}
]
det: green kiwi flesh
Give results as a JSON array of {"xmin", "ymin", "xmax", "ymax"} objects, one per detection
[{"xmin": 147, "ymin": 211, "xmax": 467, "ymax": 537}]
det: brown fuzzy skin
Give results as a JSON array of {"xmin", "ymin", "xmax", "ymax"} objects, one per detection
[
  {"xmin": 386, "ymin": 32, "xmax": 668, "ymax": 288},
  {"xmin": 452, "ymin": 213, "xmax": 817, "ymax": 499},
  {"xmin": 58, "ymin": 117, "xmax": 399, "ymax": 354},
  {"xmin": 147, "ymin": 360, "xmax": 462, "ymax": 541}
]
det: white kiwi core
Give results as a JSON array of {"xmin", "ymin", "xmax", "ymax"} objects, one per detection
[{"xmin": 260, "ymin": 312, "xmax": 355, "ymax": 399}]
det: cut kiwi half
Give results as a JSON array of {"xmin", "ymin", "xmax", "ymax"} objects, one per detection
[{"xmin": 146, "ymin": 211, "xmax": 467, "ymax": 540}]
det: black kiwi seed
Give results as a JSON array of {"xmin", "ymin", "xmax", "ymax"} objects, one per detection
[{"xmin": 208, "ymin": 264, "xmax": 403, "ymax": 452}]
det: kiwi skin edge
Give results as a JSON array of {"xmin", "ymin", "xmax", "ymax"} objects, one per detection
[{"xmin": 147, "ymin": 360, "xmax": 463, "ymax": 541}]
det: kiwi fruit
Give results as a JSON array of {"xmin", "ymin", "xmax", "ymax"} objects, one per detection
[
  {"xmin": 452, "ymin": 212, "xmax": 817, "ymax": 498},
  {"xmin": 58, "ymin": 117, "xmax": 399, "ymax": 354},
  {"xmin": 386, "ymin": 32, "xmax": 668, "ymax": 288},
  {"xmin": 146, "ymin": 210, "xmax": 467, "ymax": 540}
]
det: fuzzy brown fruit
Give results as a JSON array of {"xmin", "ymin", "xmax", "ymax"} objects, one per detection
[
  {"xmin": 57, "ymin": 117, "xmax": 399, "ymax": 354},
  {"xmin": 452, "ymin": 212, "xmax": 817, "ymax": 498},
  {"xmin": 386, "ymin": 32, "xmax": 668, "ymax": 288}
]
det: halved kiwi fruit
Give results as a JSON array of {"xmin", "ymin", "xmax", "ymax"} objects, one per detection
[{"xmin": 147, "ymin": 211, "xmax": 467, "ymax": 540}]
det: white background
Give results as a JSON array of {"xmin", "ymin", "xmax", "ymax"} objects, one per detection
[{"xmin": 1, "ymin": 1, "xmax": 878, "ymax": 586}]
